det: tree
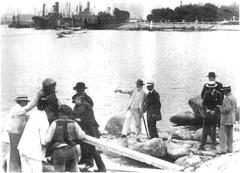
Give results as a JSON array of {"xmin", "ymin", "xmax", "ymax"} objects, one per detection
[
  {"xmin": 97, "ymin": 12, "xmax": 114, "ymax": 25},
  {"xmin": 113, "ymin": 8, "xmax": 130, "ymax": 23}
]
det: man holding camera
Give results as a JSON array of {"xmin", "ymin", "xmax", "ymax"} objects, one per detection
[{"xmin": 199, "ymin": 81, "xmax": 222, "ymax": 150}]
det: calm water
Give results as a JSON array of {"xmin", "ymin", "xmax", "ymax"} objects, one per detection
[{"xmin": 1, "ymin": 25, "xmax": 240, "ymax": 131}]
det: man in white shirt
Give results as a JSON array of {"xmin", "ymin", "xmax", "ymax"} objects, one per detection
[
  {"xmin": 6, "ymin": 93, "xmax": 41, "ymax": 172},
  {"xmin": 17, "ymin": 109, "xmax": 49, "ymax": 173},
  {"xmin": 115, "ymin": 79, "xmax": 146, "ymax": 140}
]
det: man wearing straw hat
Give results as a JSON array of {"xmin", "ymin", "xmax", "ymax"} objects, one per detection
[
  {"xmin": 199, "ymin": 81, "xmax": 222, "ymax": 150},
  {"xmin": 115, "ymin": 79, "xmax": 147, "ymax": 140},
  {"xmin": 218, "ymin": 86, "xmax": 237, "ymax": 154},
  {"xmin": 6, "ymin": 93, "xmax": 41, "ymax": 172}
]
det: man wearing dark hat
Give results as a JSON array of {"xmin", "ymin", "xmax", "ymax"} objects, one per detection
[
  {"xmin": 6, "ymin": 93, "xmax": 41, "ymax": 172},
  {"xmin": 201, "ymin": 72, "xmax": 223, "ymax": 129},
  {"xmin": 115, "ymin": 79, "xmax": 146, "ymax": 140},
  {"xmin": 199, "ymin": 81, "xmax": 222, "ymax": 150},
  {"xmin": 146, "ymin": 82, "xmax": 162, "ymax": 139},
  {"xmin": 218, "ymin": 86, "xmax": 237, "ymax": 154},
  {"xmin": 44, "ymin": 105, "xmax": 86, "ymax": 172},
  {"xmin": 72, "ymin": 95, "xmax": 106, "ymax": 172},
  {"xmin": 72, "ymin": 82, "xmax": 99, "ymax": 169},
  {"xmin": 201, "ymin": 72, "xmax": 223, "ymax": 100},
  {"xmin": 72, "ymin": 82, "xmax": 94, "ymax": 107}
]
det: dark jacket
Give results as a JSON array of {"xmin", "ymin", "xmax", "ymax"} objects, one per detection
[
  {"xmin": 52, "ymin": 119, "xmax": 79, "ymax": 148},
  {"xmin": 201, "ymin": 81, "xmax": 223, "ymax": 101},
  {"xmin": 146, "ymin": 89, "xmax": 162, "ymax": 121},
  {"xmin": 202, "ymin": 89, "xmax": 222, "ymax": 111},
  {"xmin": 37, "ymin": 93, "xmax": 59, "ymax": 124},
  {"xmin": 73, "ymin": 101, "xmax": 100, "ymax": 138},
  {"xmin": 72, "ymin": 93, "xmax": 94, "ymax": 107}
]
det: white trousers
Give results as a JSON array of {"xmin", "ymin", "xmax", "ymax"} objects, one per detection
[
  {"xmin": 122, "ymin": 109, "xmax": 141, "ymax": 136},
  {"xmin": 20, "ymin": 154, "xmax": 42, "ymax": 173},
  {"xmin": 219, "ymin": 125, "xmax": 233, "ymax": 153}
]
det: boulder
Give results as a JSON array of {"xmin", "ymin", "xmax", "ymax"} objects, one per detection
[
  {"xmin": 104, "ymin": 115, "xmax": 125, "ymax": 135},
  {"xmin": 166, "ymin": 141, "xmax": 189, "ymax": 161},
  {"xmin": 171, "ymin": 127, "xmax": 196, "ymax": 140},
  {"xmin": 188, "ymin": 95, "xmax": 204, "ymax": 118},
  {"xmin": 128, "ymin": 138, "xmax": 167, "ymax": 158},
  {"xmin": 103, "ymin": 138, "xmax": 128, "ymax": 158},
  {"xmin": 174, "ymin": 155, "xmax": 202, "ymax": 168},
  {"xmin": 171, "ymin": 127, "xmax": 203, "ymax": 141},
  {"xmin": 170, "ymin": 111, "xmax": 203, "ymax": 126}
]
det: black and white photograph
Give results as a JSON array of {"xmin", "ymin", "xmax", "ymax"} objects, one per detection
[{"xmin": 1, "ymin": 0, "xmax": 240, "ymax": 172}]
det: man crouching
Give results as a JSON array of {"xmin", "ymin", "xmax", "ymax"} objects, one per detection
[{"xmin": 45, "ymin": 105, "xmax": 86, "ymax": 172}]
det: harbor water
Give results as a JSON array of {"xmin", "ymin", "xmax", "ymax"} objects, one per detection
[{"xmin": 1, "ymin": 25, "xmax": 240, "ymax": 131}]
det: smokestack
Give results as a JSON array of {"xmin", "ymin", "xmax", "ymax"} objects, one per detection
[
  {"xmin": 87, "ymin": 1, "xmax": 90, "ymax": 11},
  {"xmin": 55, "ymin": 2, "xmax": 59, "ymax": 13},
  {"xmin": 42, "ymin": 3, "xmax": 46, "ymax": 17},
  {"xmin": 79, "ymin": 4, "xmax": 82, "ymax": 14}
]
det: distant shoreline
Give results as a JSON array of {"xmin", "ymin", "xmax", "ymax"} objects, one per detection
[{"xmin": 1, "ymin": 22, "xmax": 240, "ymax": 31}]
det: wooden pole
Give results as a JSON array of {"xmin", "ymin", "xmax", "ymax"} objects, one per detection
[{"xmin": 82, "ymin": 135, "xmax": 184, "ymax": 171}]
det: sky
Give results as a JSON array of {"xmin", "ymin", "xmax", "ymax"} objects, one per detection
[{"xmin": 1, "ymin": 0, "xmax": 239, "ymax": 18}]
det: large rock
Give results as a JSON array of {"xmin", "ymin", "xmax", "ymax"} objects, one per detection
[
  {"xmin": 171, "ymin": 127, "xmax": 202, "ymax": 141},
  {"xmin": 104, "ymin": 115, "xmax": 125, "ymax": 135},
  {"xmin": 188, "ymin": 96, "xmax": 240, "ymax": 123},
  {"xmin": 174, "ymin": 155, "xmax": 202, "ymax": 168},
  {"xmin": 171, "ymin": 127, "xmax": 197, "ymax": 140},
  {"xmin": 170, "ymin": 111, "xmax": 203, "ymax": 126},
  {"xmin": 128, "ymin": 138, "xmax": 167, "ymax": 158},
  {"xmin": 188, "ymin": 95, "xmax": 204, "ymax": 118},
  {"xmin": 171, "ymin": 127, "xmax": 217, "ymax": 142},
  {"xmin": 166, "ymin": 141, "xmax": 189, "ymax": 161}
]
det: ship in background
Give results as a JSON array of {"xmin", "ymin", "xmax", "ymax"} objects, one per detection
[
  {"xmin": 32, "ymin": 1, "xmax": 98, "ymax": 29},
  {"xmin": 8, "ymin": 14, "xmax": 33, "ymax": 28}
]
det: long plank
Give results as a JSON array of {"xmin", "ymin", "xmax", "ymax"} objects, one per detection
[{"xmin": 82, "ymin": 135, "xmax": 184, "ymax": 171}]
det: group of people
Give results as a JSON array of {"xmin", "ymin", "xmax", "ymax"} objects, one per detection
[
  {"xmin": 199, "ymin": 72, "xmax": 237, "ymax": 154},
  {"xmin": 3, "ymin": 79, "xmax": 106, "ymax": 172},
  {"xmin": 2, "ymin": 72, "xmax": 237, "ymax": 172}
]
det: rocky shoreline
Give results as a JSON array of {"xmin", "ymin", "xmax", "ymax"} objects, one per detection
[{"xmin": 103, "ymin": 95, "xmax": 240, "ymax": 172}]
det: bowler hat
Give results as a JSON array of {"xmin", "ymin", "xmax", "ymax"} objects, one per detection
[
  {"xmin": 136, "ymin": 79, "xmax": 145, "ymax": 86},
  {"xmin": 73, "ymin": 82, "xmax": 87, "ymax": 90},
  {"xmin": 206, "ymin": 81, "xmax": 217, "ymax": 88},
  {"xmin": 207, "ymin": 72, "xmax": 216, "ymax": 78},
  {"xmin": 59, "ymin": 105, "xmax": 73, "ymax": 116},
  {"xmin": 221, "ymin": 86, "xmax": 231, "ymax": 91},
  {"xmin": 15, "ymin": 96, "xmax": 30, "ymax": 102}
]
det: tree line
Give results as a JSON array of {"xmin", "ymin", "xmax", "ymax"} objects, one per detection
[
  {"xmin": 147, "ymin": 3, "xmax": 239, "ymax": 22},
  {"xmin": 97, "ymin": 8, "xmax": 130, "ymax": 26}
]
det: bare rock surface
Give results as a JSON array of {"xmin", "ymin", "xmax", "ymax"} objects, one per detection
[
  {"xmin": 166, "ymin": 141, "xmax": 189, "ymax": 160},
  {"xmin": 170, "ymin": 111, "xmax": 202, "ymax": 126},
  {"xmin": 188, "ymin": 95, "xmax": 204, "ymax": 118},
  {"xmin": 104, "ymin": 115, "xmax": 125, "ymax": 135},
  {"xmin": 128, "ymin": 138, "xmax": 167, "ymax": 158}
]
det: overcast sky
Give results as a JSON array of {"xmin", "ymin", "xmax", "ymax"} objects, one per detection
[{"xmin": 1, "ymin": 0, "xmax": 238, "ymax": 18}]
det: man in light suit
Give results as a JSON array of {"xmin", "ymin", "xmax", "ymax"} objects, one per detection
[
  {"xmin": 115, "ymin": 79, "xmax": 146, "ymax": 140},
  {"xmin": 218, "ymin": 86, "xmax": 237, "ymax": 154}
]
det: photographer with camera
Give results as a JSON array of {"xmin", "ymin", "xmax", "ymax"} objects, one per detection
[{"xmin": 199, "ymin": 81, "xmax": 222, "ymax": 150}]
